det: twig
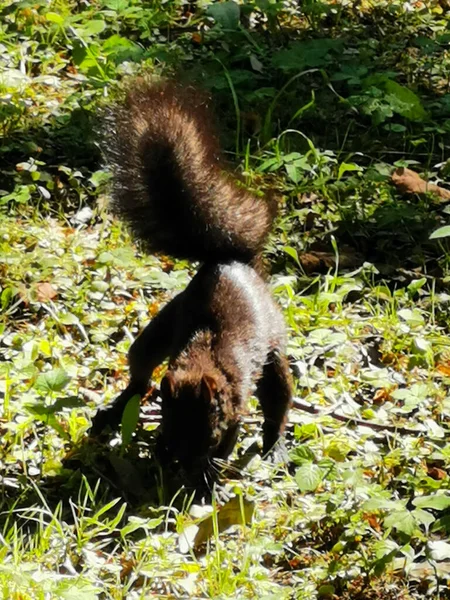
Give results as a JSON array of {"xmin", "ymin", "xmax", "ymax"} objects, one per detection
[{"xmin": 293, "ymin": 397, "xmax": 425, "ymax": 436}]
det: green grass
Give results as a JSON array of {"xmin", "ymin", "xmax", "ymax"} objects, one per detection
[{"xmin": 2, "ymin": 0, "xmax": 450, "ymax": 598}]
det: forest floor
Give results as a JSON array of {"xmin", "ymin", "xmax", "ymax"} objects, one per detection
[{"xmin": 2, "ymin": 0, "xmax": 450, "ymax": 598}]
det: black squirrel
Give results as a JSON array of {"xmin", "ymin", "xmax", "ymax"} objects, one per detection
[{"xmin": 90, "ymin": 80, "xmax": 292, "ymax": 486}]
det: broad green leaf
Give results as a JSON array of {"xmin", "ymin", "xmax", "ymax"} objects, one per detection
[
  {"xmin": 384, "ymin": 80, "xmax": 427, "ymax": 121},
  {"xmin": 384, "ymin": 510, "xmax": 417, "ymax": 536},
  {"xmin": 362, "ymin": 497, "xmax": 400, "ymax": 512},
  {"xmin": 121, "ymin": 394, "xmax": 141, "ymax": 446},
  {"xmin": 75, "ymin": 19, "xmax": 106, "ymax": 37},
  {"xmin": 206, "ymin": 2, "xmax": 240, "ymax": 29},
  {"xmin": 392, "ymin": 382, "xmax": 430, "ymax": 413},
  {"xmin": 102, "ymin": 0, "xmax": 129, "ymax": 9},
  {"xmin": 121, "ymin": 516, "xmax": 164, "ymax": 537},
  {"xmin": 25, "ymin": 396, "xmax": 84, "ymax": 416},
  {"xmin": 430, "ymin": 226, "xmax": 450, "ymax": 239},
  {"xmin": 56, "ymin": 579, "xmax": 100, "ymax": 600},
  {"xmin": 290, "ymin": 445, "xmax": 316, "ymax": 465},
  {"xmin": 427, "ymin": 540, "xmax": 450, "ymax": 561},
  {"xmin": 372, "ymin": 539, "xmax": 399, "ymax": 575},
  {"xmin": 337, "ymin": 162, "xmax": 362, "ymax": 180},
  {"xmin": 285, "ymin": 163, "xmax": 302, "ymax": 184},
  {"xmin": 89, "ymin": 169, "xmax": 111, "ymax": 188},
  {"xmin": 412, "ymin": 508, "xmax": 435, "ymax": 529},
  {"xmin": 35, "ymin": 368, "xmax": 71, "ymax": 393},
  {"xmin": 272, "ymin": 39, "xmax": 342, "ymax": 72},
  {"xmin": 46, "ymin": 12, "xmax": 65, "ymax": 25},
  {"xmin": 397, "ymin": 308, "xmax": 424, "ymax": 327},
  {"xmin": 58, "ymin": 312, "xmax": 79, "ymax": 325},
  {"xmin": 0, "ymin": 69, "xmax": 30, "ymax": 89},
  {"xmin": 295, "ymin": 462, "xmax": 322, "ymax": 492},
  {"xmin": 374, "ymin": 539, "xmax": 399, "ymax": 560},
  {"xmin": 412, "ymin": 494, "xmax": 450, "ymax": 510},
  {"xmin": 325, "ymin": 440, "xmax": 352, "ymax": 462},
  {"xmin": 98, "ymin": 247, "xmax": 135, "ymax": 267},
  {"xmin": 407, "ymin": 277, "xmax": 427, "ymax": 295}
]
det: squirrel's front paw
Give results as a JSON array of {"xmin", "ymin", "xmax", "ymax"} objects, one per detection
[
  {"xmin": 90, "ymin": 405, "xmax": 122, "ymax": 436},
  {"xmin": 90, "ymin": 409, "xmax": 113, "ymax": 436},
  {"xmin": 263, "ymin": 439, "xmax": 290, "ymax": 466}
]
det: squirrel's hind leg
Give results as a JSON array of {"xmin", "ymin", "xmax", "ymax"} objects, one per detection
[
  {"xmin": 90, "ymin": 295, "xmax": 181, "ymax": 435},
  {"xmin": 256, "ymin": 351, "xmax": 293, "ymax": 456}
]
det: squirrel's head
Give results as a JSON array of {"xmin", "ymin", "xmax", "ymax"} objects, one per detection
[{"xmin": 159, "ymin": 368, "xmax": 237, "ymax": 480}]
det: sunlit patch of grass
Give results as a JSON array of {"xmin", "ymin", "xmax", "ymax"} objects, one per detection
[{"xmin": 2, "ymin": 0, "xmax": 450, "ymax": 597}]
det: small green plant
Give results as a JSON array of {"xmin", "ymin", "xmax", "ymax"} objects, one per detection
[{"xmin": 2, "ymin": 1, "xmax": 450, "ymax": 598}]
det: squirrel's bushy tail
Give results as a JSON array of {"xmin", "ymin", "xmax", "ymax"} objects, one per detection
[{"xmin": 103, "ymin": 80, "xmax": 275, "ymax": 263}]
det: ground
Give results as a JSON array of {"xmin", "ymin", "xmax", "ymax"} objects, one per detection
[{"xmin": 2, "ymin": 0, "xmax": 450, "ymax": 598}]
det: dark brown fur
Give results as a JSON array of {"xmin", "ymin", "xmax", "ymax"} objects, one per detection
[
  {"xmin": 91, "ymin": 80, "xmax": 292, "ymax": 487},
  {"xmin": 103, "ymin": 80, "xmax": 275, "ymax": 263}
]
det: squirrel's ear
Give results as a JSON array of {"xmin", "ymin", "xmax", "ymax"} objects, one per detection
[
  {"xmin": 160, "ymin": 372, "xmax": 176, "ymax": 399},
  {"xmin": 200, "ymin": 374, "xmax": 217, "ymax": 404}
]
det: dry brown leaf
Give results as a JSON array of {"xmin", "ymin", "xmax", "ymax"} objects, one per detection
[
  {"xmin": 427, "ymin": 466, "xmax": 447, "ymax": 480},
  {"xmin": 373, "ymin": 388, "xmax": 391, "ymax": 404},
  {"xmin": 362, "ymin": 512, "xmax": 381, "ymax": 532},
  {"xmin": 299, "ymin": 251, "xmax": 362, "ymax": 274},
  {"xmin": 193, "ymin": 496, "xmax": 255, "ymax": 549},
  {"xmin": 36, "ymin": 282, "xmax": 58, "ymax": 302},
  {"xmin": 392, "ymin": 167, "xmax": 450, "ymax": 201},
  {"xmin": 436, "ymin": 362, "xmax": 450, "ymax": 376}
]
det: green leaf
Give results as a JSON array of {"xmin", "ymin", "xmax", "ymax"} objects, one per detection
[
  {"xmin": 412, "ymin": 494, "xmax": 450, "ymax": 511},
  {"xmin": 427, "ymin": 540, "xmax": 450, "ymax": 561},
  {"xmin": 102, "ymin": 0, "xmax": 129, "ymax": 9},
  {"xmin": 206, "ymin": 2, "xmax": 240, "ymax": 29},
  {"xmin": 121, "ymin": 515, "xmax": 164, "ymax": 537},
  {"xmin": 75, "ymin": 19, "xmax": 106, "ymax": 37},
  {"xmin": 384, "ymin": 80, "xmax": 427, "ymax": 121},
  {"xmin": 89, "ymin": 169, "xmax": 111, "ymax": 188},
  {"xmin": 0, "ymin": 69, "xmax": 30, "ymax": 91},
  {"xmin": 121, "ymin": 394, "xmax": 141, "ymax": 446},
  {"xmin": 397, "ymin": 308, "xmax": 424, "ymax": 327},
  {"xmin": 1, "ymin": 287, "xmax": 13, "ymax": 310},
  {"xmin": 0, "ymin": 185, "xmax": 32, "ymax": 205},
  {"xmin": 25, "ymin": 396, "xmax": 84, "ymax": 416},
  {"xmin": 35, "ymin": 368, "xmax": 71, "ymax": 393},
  {"xmin": 58, "ymin": 312, "xmax": 80, "ymax": 325},
  {"xmin": 407, "ymin": 277, "xmax": 427, "ymax": 295},
  {"xmin": 97, "ymin": 248, "xmax": 135, "ymax": 267},
  {"xmin": 283, "ymin": 246, "xmax": 301, "ymax": 266},
  {"xmin": 56, "ymin": 579, "xmax": 100, "ymax": 600},
  {"xmin": 430, "ymin": 226, "xmax": 450, "ymax": 239},
  {"xmin": 46, "ymin": 12, "xmax": 65, "ymax": 25},
  {"xmin": 272, "ymin": 39, "xmax": 342, "ymax": 72},
  {"xmin": 295, "ymin": 462, "xmax": 322, "ymax": 492},
  {"xmin": 337, "ymin": 162, "xmax": 362, "ymax": 180},
  {"xmin": 384, "ymin": 510, "xmax": 417, "ymax": 536},
  {"xmin": 412, "ymin": 508, "xmax": 435, "ymax": 529},
  {"xmin": 285, "ymin": 163, "xmax": 302, "ymax": 184},
  {"xmin": 290, "ymin": 445, "xmax": 316, "ymax": 465}
]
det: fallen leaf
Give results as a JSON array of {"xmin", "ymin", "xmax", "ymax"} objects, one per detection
[
  {"xmin": 436, "ymin": 362, "xmax": 450, "ymax": 376},
  {"xmin": 36, "ymin": 282, "xmax": 58, "ymax": 302},
  {"xmin": 179, "ymin": 496, "xmax": 255, "ymax": 552},
  {"xmin": 392, "ymin": 167, "xmax": 450, "ymax": 201},
  {"xmin": 299, "ymin": 251, "xmax": 362, "ymax": 274},
  {"xmin": 362, "ymin": 512, "xmax": 382, "ymax": 531},
  {"xmin": 373, "ymin": 388, "xmax": 391, "ymax": 404},
  {"xmin": 427, "ymin": 466, "xmax": 447, "ymax": 480}
]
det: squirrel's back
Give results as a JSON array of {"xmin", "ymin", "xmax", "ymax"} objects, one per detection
[{"xmin": 103, "ymin": 80, "xmax": 275, "ymax": 263}]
